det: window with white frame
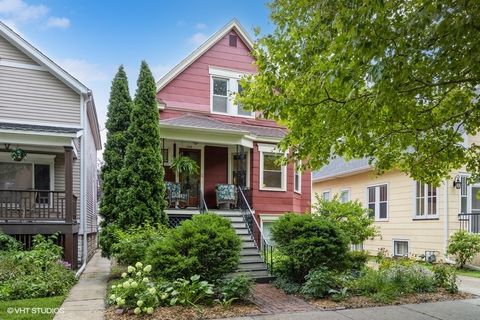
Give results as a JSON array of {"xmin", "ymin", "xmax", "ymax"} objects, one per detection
[
  {"xmin": 340, "ymin": 189, "xmax": 350, "ymax": 203},
  {"xmin": 322, "ymin": 190, "xmax": 331, "ymax": 201},
  {"xmin": 212, "ymin": 77, "xmax": 228, "ymax": 113},
  {"xmin": 259, "ymin": 144, "xmax": 286, "ymax": 191},
  {"xmin": 210, "ymin": 67, "xmax": 254, "ymax": 117},
  {"xmin": 415, "ymin": 182, "xmax": 437, "ymax": 217},
  {"xmin": 351, "ymin": 243, "xmax": 364, "ymax": 251},
  {"xmin": 367, "ymin": 184, "xmax": 388, "ymax": 220},
  {"xmin": 393, "ymin": 240, "xmax": 409, "ymax": 257},
  {"xmin": 460, "ymin": 175, "xmax": 468, "ymax": 214},
  {"xmin": 294, "ymin": 162, "xmax": 301, "ymax": 193}
]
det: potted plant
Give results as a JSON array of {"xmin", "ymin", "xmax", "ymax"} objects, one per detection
[
  {"xmin": 11, "ymin": 147, "xmax": 27, "ymax": 161},
  {"xmin": 170, "ymin": 156, "xmax": 199, "ymax": 190}
]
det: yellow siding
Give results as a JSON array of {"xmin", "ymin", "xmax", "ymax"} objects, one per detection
[{"xmin": 312, "ymin": 169, "xmax": 463, "ymax": 258}]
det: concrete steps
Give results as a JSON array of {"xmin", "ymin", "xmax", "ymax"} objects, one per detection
[{"xmin": 210, "ymin": 209, "xmax": 274, "ymax": 283}]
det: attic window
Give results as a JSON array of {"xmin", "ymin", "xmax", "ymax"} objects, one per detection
[{"xmin": 229, "ymin": 34, "xmax": 237, "ymax": 47}]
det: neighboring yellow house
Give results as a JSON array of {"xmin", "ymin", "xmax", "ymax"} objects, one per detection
[{"xmin": 312, "ymin": 136, "xmax": 480, "ymax": 264}]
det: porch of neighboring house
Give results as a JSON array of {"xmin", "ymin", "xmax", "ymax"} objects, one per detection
[
  {"xmin": 0, "ymin": 131, "xmax": 80, "ymax": 269},
  {"xmin": 457, "ymin": 175, "xmax": 480, "ymax": 234}
]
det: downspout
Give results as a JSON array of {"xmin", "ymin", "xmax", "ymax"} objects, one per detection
[
  {"xmin": 75, "ymin": 92, "xmax": 90, "ymax": 277},
  {"xmin": 444, "ymin": 179, "xmax": 455, "ymax": 265}
]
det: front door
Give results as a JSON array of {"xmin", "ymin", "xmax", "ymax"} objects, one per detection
[
  {"xmin": 469, "ymin": 184, "xmax": 480, "ymax": 233},
  {"xmin": 179, "ymin": 149, "xmax": 201, "ymax": 207}
]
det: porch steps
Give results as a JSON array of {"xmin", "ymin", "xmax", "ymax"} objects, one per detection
[{"xmin": 210, "ymin": 210, "xmax": 274, "ymax": 283}]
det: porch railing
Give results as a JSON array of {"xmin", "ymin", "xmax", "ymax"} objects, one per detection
[
  {"xmin": 0, "ymin": 190, "xmax": 77, "ymax": 223},
  {"xmin": 459, "ymin": 212, "xmax": 480, "ymax": 233},
  {"xmin": 237, "ymin": 187, "xmax": 275, "ymax": 274}
]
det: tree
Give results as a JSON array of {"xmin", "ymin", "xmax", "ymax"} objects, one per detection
[
  {"xmin": 238, "ymin": 0, "xmax": 480, "ymax": 185},
  {"xmin": 116, "ymin": 61, "xmax": 167, "ymax": 227},
  {"xmin": 99, "ymin": 66, "xmax": 133, "ymax": 257},
  {"xmin": 313, "ymin": 196, "xmax": 378, "ymax": 245},
  {"xmin": 99, "ymin": 65, "xmax": 133, "ymax": 225}
]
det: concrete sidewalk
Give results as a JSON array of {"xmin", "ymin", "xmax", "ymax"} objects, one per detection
[{"xmin": 54, "ymin": 251, "xmax": 110, "ymax": 320}]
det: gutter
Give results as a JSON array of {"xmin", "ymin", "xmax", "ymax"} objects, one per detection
[
  {"xmin": 443, "ymin": 179, "xmax": 456, "ymax": 265},
  {"xmin": 75, "ymin": 92, "xmax": 90, "ymax": 277}
]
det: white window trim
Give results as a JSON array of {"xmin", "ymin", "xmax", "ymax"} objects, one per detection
[
  {"xmin": 458, "ymin": 173, "xmax": 469, "ymax": 215},
  {"xmin": 412, "ymin": 181, "xmax": 439, "ymax": 219},
  {"xmin": 209, "ymin": 66, "xmax": 254, "ymax": 118},
  {"xmin": 258, "ymin": 144, "xmax": 286, "ymax": 192},
  {"xmin": 339, "ymin": 188, "xmax": 350, "ymax": 203},
  {"xmin": 392, "ymin": 239, "xmax": 409, "ymax": 257},
  {"xmin": 321, "ymin": 189, "xmax": 331, "ymax": 201},
  {"xmin": 366, "ymin": 183, "xmax": 389, "ymax": 222},
  {"xmin": 294, "ymin": 162, "xmax": 301, "ymax": 194},
  {"xmin": 0, "ymin": 152, "xmax": 55, "ymax": 191}
]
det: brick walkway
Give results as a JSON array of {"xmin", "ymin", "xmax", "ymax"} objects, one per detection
[{"xmin": 252, "ymin": 283, "xmax": 316, "ymax": 314}]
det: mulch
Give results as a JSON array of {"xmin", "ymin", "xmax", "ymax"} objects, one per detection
[
  {"xmin": 310, "ymin": 289, "xmax": 474, "ymax": 310},
  {"xmin": 105, "ymin": 285, "xmax": 475, "ymax": 319}
]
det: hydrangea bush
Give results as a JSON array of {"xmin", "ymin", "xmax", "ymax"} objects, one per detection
[{"xmin": 108, "ymin": 262, "xmax": 158, "ymax": 315}]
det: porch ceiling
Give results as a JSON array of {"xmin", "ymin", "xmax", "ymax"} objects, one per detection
[{"xmin": 0, "ymin": 130, "xmax": 76, "ymax": 151}]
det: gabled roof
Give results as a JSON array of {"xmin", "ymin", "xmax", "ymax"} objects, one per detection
[
  {"xmin": 160, "ymin": 114, "xmax": 286, "ymax": 139},
  {"xmin": 156, "ymin": 18, "xmax": 254, "ymax": 91},
  {"xmin": 312, "ymin": 157, "xmax": 371, "ymax": 182},
  {"xmin": 0, "ymin": 21, "xmax": 89, "ymax": 95}
]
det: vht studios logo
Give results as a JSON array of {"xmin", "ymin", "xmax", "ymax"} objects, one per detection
[{"xmin": 6, "ymin": 307, "xmax": 64, "ymax": 315}]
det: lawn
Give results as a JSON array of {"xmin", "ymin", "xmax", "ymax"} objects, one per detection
[
  {"xmin": 0, "ymin": 296, "xmax": 65, "ymax": 320},
  {"xmin": 456, "ymin": 268, "xmax": 480, "ymax": 279}
]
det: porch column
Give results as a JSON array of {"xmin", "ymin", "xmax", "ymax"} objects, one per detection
[
  {"xmin": 64, "ymin": 146, "xmax": 74, "ymax": 224},
  {"xmin": 63, "ymin": 146, "xmax": 75, "ymax": 268}
]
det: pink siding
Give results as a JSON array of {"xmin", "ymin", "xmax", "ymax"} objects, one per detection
[{"xmin": 157, "ymin": 30, "xmax": 256, "ymax": 113}]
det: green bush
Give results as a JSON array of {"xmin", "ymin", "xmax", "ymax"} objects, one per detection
[
  {"xmin": 352, "ymin": 261, "xmax": 436, "ymax": 303},
  {"xmin": 271, "ymin": 213, "xmax": 349, "ymax": 283},
  {"xmin": 447, "ymin": 230, "xmax": 480, "ymax": 268},
  {"xmin": 313, "ymin": 196, "xmax": 378, "ymax": 244},
  {"xmin": 146, "ymin": 213, "xmax": 241, "ymax": 282},
  {"xmin": 218, "ymin": 274, "xmax": 254, "ymax": 301},
  {"xmin": 0, "ymin": 235, "xmax": 76, "ymax": 300},
  {"xmin": 157, "ymin": 275, "xmax": 214, "ymax": 307},
  {"xmin": 432, "ymin": 264, "xmax": 458, "ymax": 293},
  {"xmin": 300, "ymin": 267, "xmax": 349, "ymax": 299},
  {"xmin": 273, "ymin": 277, "xmax": 302, "ymax": 294},
  {"xmin": 111, "ymin": 225, "xmax": 165, "ymax": 266},
  {"xmin": 0, "ymin": 232, "xmax": 22, "ymax": 252},
  {"xmin": 99, "ymin": 223, "xmax": 121, "ymax": 258},
  {"xmin": 108, "ymin": 262, "xmax": 158, "ymax": 315},
  {"xmin": 346, "ymin": 250, "xmax": 369, "ymax": 271}
]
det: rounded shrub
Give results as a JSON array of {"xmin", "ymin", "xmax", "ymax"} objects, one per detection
[
  {"xmin": 271, "ymin": 213, "xmax": 349, "ymax": 283},
  {"xmin": 146, "ymin": 213, "xmax": 241, "ymax": 282},
  {"xmin": 111, "ymin": 224, "xmax": 165, "ymax": 266}
]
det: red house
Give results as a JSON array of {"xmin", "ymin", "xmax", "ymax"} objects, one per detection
[{"xmin": 156, "ymin": 19, "xmax": 311, "ymax": 247}]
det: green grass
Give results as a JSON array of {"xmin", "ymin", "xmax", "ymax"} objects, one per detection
[
  {"xmin": 456, "ymin": 268, "xmax": 480, "ymax": 279},
  {"xmin": 0, "ymin": 296, "xmax": 65, "ymax": 320}
]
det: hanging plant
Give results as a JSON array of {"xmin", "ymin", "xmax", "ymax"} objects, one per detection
[{"xmin": 11, "ymin": 148, "xmax": 27, "ymax": 161}]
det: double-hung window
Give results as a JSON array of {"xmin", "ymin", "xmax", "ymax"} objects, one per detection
[
  {"xmin": 259, "ymin": 144, "xmax": 286, "ymax": 191},
  {"xmin": 294, "ymin": 162, "xmax": 301, "ymax": 193},
  {"xmin": 321, "ymin": 190, "xmax": 331, "ymax": 201},
  {"xmin": 210, "ymin": 67, "xmax": 254, "ymax": 117},
  {"xmin": 340, "ymin": 189, "xmax": 350, "ymax": 203},
  {"xmin": 415, "ymin": 182, "xmax": 437, "ymax": 218},
  {"xmin": 367, "ymin": 184, "xmax": 388, "ymax": 220}
]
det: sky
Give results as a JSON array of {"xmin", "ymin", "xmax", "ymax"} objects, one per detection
[{"xmin": 0, "ymin": 0, "xmax": 275, "ymax": 148}]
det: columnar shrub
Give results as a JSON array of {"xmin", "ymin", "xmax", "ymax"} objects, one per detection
[
  {"xmin": 271, "ymin": 213, "xmax": 349, "ymax": 283},
  {"xmin": 146, "ymin": 213, "xmax": 241, "ymax": 282}
]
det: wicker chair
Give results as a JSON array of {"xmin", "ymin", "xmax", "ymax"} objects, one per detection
[
  {"xmin": 165, "ymin": 182, "xmax": 189, "ymax": 208},
  {"xmin": 215, "ymin": 184, "xmax": 237, "ymax": 209}
]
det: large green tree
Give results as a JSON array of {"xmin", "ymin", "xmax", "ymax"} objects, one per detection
[
  {"xmin": 99, "ymin": 66, "xmax": 133, "ymax": 257},
  {"xmin": 239, "ymin": 0, "xmax": 480, "ymax": 185},
  {"xmin": 116, "ymin": 61, "xmax": 167, "ymax": 227},
  {"xmin": 99, "ymin": 65, "xmax": 133, "ymax": 225}
]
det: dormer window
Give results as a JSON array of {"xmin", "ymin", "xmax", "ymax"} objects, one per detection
[{"xmin": 209, "ymin": 66, "xmax": 254, "ymax": 118}]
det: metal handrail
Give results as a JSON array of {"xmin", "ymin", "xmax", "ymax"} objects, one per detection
[
  {"xmin": 237, "ymin": 187, "xmax": 275, "ymax": 273},
  {"xmin": 199, "ymin": 189, "xmax": 208, "ymax": 213},
  {"xmin": 458, "ymin": 212, "xmax": 480, "ymax": 233}
]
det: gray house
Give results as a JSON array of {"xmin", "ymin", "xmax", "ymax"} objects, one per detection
[{"xmin": 0, "ymin": 21, "xmax": 101, "ymax": 270}]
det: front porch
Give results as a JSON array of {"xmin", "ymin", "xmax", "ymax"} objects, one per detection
[{"xmin": 0, "ymin": 127, "xmax": 80, "ymax": 268}]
